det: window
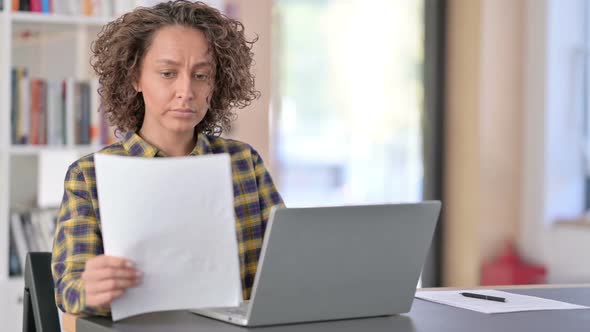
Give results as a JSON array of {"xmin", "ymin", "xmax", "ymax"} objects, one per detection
[
  {"xmin": 273, "ymin": 0, "xmax": 425, "ymax": 207},
  {"xmin": 584, "ymin": 0, "xmax": 590, "ymax": 210}
]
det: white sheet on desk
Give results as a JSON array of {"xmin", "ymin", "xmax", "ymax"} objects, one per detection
[
  {"xmin": 415, "ymin": 289, "xmax": 589, "ymax": 314},
  {"xmin": 94, "ymin": 153, "xmax": 241, "ymax": 321}
]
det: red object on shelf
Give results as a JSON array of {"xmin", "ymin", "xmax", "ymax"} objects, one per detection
[{"xmin": 480, "ymin": 244, "xmax": 547, "ymax": 285}]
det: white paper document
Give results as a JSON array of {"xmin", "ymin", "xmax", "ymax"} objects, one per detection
[
  {"xmin": 94, "ymin": 153, "xmax": 241, "ymax": 321},
  {"xmin": 415, "ymin": 290, "xmax": 589, "ymax": 314}
]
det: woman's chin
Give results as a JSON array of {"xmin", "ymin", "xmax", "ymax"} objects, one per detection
[{"xmin": 164, "ymin": 124, "xmax": 197, "ymax": 136}]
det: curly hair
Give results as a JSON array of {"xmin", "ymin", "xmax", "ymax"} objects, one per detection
[{"xmin": 90, "ymin": 0, "xmax": 260, "ymax": 136}]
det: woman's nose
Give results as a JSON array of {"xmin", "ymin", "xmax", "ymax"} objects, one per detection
[{"xmin": 175, "ymin": 74, "xmax": 195, "ymax": 101}]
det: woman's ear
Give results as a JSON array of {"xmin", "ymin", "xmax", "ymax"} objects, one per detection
[{"xmin": 133, "ymin": 82, "xmax": 142, "ymax": 93}]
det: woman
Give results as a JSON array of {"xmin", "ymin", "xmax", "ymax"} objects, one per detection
[{"xmin": 52, "ymin": 0, "xmax": 283, "ymax": 316}]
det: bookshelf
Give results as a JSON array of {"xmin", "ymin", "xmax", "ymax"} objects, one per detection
[
  {"xmin": 12, "ymin": 11, "xmax": 111, "ymax": 25},
  {"xmin": 0, "ymin": 1, "xmax": 124, "ymax": 330},
  {"xmin": 0, "ymin": 1, "xmax": 235, "ymax": 330},
  {"xmin": 9, "ymin": 145, "xmax": 100, "ymax": 155}
]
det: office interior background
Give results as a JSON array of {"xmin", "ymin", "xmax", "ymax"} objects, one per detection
[{"xmin": 0, "ymin": 0, "xmax": 589, "ymax": 330}]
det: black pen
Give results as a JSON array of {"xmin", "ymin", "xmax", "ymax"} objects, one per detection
[{"xmin": 460, "ymin": 292, "xmax": 506, "ymax": 303}]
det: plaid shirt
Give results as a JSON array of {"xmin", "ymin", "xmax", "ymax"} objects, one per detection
[{"xmin": 51, "ymin": 132, "xmax": 284, "ymax": 316}]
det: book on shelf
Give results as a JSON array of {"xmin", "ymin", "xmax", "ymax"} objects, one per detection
[
  {"xmin": 11, "ymin": 1, "xmax": 227, "ymax": 18},
  {"xmin": 11, "ymin": 67, "xmax": 117, "ymax": 147},
  {"xmin": 9, "ymin": 208, "xmax": 58, "ymax": 275},
  {"xmin": 13, "ymin": 0, "xmax": 117, "ymax": 17}
]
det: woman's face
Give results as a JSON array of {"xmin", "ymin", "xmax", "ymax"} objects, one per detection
[{"xmin": 135, "ymin": 25, "xmax": 214, "ymax": 137}]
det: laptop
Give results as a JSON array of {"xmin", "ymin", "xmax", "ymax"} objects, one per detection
[{"xmin": 191, "ymin": 201, "xmax": 441, "ymax": 326}]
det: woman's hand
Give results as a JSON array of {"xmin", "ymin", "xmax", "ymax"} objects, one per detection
[{"xmin": 81, "ymin": 255, "xmax": 142, "ymax": 308}]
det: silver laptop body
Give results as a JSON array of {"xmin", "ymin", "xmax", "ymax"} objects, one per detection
[{"xmin": 191, "ymin": 201, "xmax": 441, "ymax": 326}]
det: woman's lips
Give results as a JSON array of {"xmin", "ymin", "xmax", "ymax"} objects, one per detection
[{"xmin": 169, "ymin": 108, "xmax": 196, "ymax": 118}]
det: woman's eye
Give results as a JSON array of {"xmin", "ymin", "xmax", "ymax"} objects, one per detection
[
  {"xmin": 161, "ymin": 72, "xmax": 176, "ymax": 78},
  {"xmin": 194, "ymin": 73, "xmax": 209, "ymax": 80}
]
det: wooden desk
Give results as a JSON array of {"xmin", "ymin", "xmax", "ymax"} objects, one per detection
[{"xmin": 63, "ymin": 284, "xmax": 590, "ymax": 332}]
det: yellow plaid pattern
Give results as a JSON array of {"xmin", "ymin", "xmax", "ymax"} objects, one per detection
[{"xmin": 51, "ymin": 132, "xmax": 284, "ymax": 315}]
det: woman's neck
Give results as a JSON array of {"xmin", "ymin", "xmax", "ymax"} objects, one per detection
[{"xmin": 138, "ymin": 127, "xmax": 196, "ymax": 157}]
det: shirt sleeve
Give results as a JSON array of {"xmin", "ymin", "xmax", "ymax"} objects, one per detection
[
  {"xmin": 251, "ymin": 148, "xmax": 285, "ymax": 229},
  {"xmin": 51, "ymin": 162, "xmax": 110, "ymax": 316}
]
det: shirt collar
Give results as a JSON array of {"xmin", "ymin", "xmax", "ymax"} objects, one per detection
[{"xmin": 122, "ymin": 132, "xmax": 211, "ymax": 157}]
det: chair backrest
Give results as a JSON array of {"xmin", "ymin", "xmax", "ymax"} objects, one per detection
[{"xmin": 23, "ymin": 252, "xmax": 60, "ymax": 332}]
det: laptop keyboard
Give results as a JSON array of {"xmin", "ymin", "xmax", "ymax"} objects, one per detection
[{"xmin": 209, "ymin": 301, "xmax": 249, "ymax": 317}]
